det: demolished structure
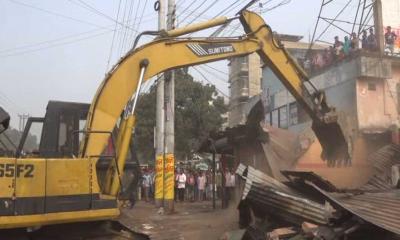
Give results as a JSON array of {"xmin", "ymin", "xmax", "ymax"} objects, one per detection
[{"xmin": 236, "ymin": 161, "xmax": 400, "ymax": 239}]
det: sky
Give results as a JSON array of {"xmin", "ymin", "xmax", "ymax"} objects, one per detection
[{"xmin": 0, "ymin": 0, "xmax": 365, "ymax": 130}]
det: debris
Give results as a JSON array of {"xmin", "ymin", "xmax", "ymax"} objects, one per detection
[
  {"xmin": 392, "ymin": 164, "xmax": 400, "ymax": 188},
  {"xmin": 142, "ymin": 224, "xmax": 154, "ymax": 230},
  {"xmin": 310, "ymin": 184, "xmax": 400, "ymax": 236},
  {"xmin": 236, "ymin": 161, "xmax": 400, "ymax": 239},
  {"xmin": 266, "ymin": 227, "xmax": 297, "ymax": 240},
  {"xmin": 301, "ymin": 222, "xmax": 318, "ymax": 234},
  {"xmin": 237, "ymin": 164, "xmax": 337, "ymax": 225},
  {"xmin": 219, "ymin": 229, "xmax": 246, "ymax": 240},
  {"xmin": 361, "ymin": 144, "xmax": 400, "ymax": 191},
  {"xmin": 157, "ymin": 207, "xmax": 164, "ymax": 215}
]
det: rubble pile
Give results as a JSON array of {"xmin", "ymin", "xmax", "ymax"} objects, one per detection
[{"xmin": 235, "ymin": 145, "xmax": 400, "ymax": 240}]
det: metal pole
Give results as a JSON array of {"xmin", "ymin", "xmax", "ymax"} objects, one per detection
[
  {"xmin": 155, "ymin": 0, "xmax": 166, "ymax": 209},
  {"xmin": 212, "ymin": 151, "xmax": 216, "ymax": 210},
  {"xmin": 164, "ymin": 0, "xmax": 176, "ymax": 214},
  {"xmin": 373, "ymin": 0, "xmax": 384, "ymax": 55}
]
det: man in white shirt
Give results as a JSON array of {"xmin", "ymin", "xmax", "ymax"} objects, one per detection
[
  {"xmin": 176, "ymin": 170, "xmax": 187, "ymax": 202},
  {"xmin": 197, "ymin": 172, "xmax": 206, "ymax": 201},
  {"xmin": 142, "ymin": 170, "xmax": 151, "ymax": 202}
]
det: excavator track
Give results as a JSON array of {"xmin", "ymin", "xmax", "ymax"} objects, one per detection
[{"xmin": 1, "ymin": 221, "xmax": 149, "ymax": 240}]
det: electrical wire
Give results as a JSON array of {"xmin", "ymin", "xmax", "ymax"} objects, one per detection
[
  {"xmin": 211, "ymin": 0, "xmax": 242, "ymax": 18},
  {"xmin": 120, "ymin": 0, "xmax": 136, "ymax": 53},
  {"xmin": 76, "ymin": 0, "xmax": 123, "ymax": 23},
  {"xmin": 131, "ymin": 0, "xmax": 149, "ymax": 48},
  {"xmin": 178, "ymin": 0, "xmax": 208, "ymax": 24},
  {"xmin": 126, "ymin": 0, "xmax": 141, "ymax": 50},
  {"xmin": 198, "ymin": 66, "xmax": 228, "ymax": 84},
  {"xmin": 7, "ymin": 0, "xmax": 106, "ymax": 29},
  {"xmin": 192, "ymin": 67, "xmax": 229, "ymax": 98},
  {"xmin": 0, "ymin": 25, "xmax": 113, "ymax": 54},
  {"xmin": 0, "ymin": 90, "xmax": 30, "ymax": 114},
  {"xmin": 106, "ymin": 0, "xmax": 122, "ymax": 70},
  {"xmin": 176, "ymin": 0, "xmax": 196, "ymax": 22},
  {"xmin": 0, "ymin": 29, "xmax": 115, "ymax": 58},
  {"xmin": 186, "ymin": 0, "xmax": 220, "ymax": 25},
  {"xmin": 203, "ymin": 64, "xmax": 228, "ymax": 75},
  {"xmin": 116, "ymin": 0, "xmax": 131, "ymax": 56},
  {"xmin": 259, "ymin": 0, "xmax": 291, "ymax": 13},
  {"xmin": 66, "ymin": 0, "xmax": 138, "ymax": 32}
]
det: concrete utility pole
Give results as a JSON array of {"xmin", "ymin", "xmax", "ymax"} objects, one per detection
[
  {"xmin": 155, "ymin": 0, "xmax": 166, "ymax": 208},
  {"xmin": 373, "ymin": 0, "xmax": 384, "ymax": 55},
  {"xmin": 164, "ymin": 0, "xmax": 176, "ymax": 213}
]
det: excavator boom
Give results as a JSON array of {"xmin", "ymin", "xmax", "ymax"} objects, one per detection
[{"xmin": 81, "ymin": 11, "xmax": 349, "ymax": 166}]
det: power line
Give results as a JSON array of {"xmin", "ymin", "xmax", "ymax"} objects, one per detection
[
  {"xmin": 7, "ymin": 0, "xmax": 106, "ymax": 29},
  {"xmin": 186, "ymin": 0, "xmax": 220, "ymax": 25},
  {"xmin": 192, "ymin": 67, "xmax": 229, "ymax": 98},
  {"xmin": 176, "ymin": 0, "xmax": 196, "ymax": 17},
  {"xmin": 120, "ymin": 0, "xmax": 136, "ymax": 53},
  {"xmin": 0, "ymin": 90, "xmax": 30, "ymax": 114},
  {"xmin": 106, "ymin": 0, "xmax": 123, "ymax": 71},
  {"xmin": 177, "ymin": 11, "xmax": 243, "ymax": 35},
  {"xmin": 203, "ymin": 64, "xmax": 228, "ymax": 75},
  {"xmin": 259, "ymin": 0, "xmax": 291, "ymax": 13},
  {"xmin": 0, "ymin": 26, "xmax": 114, "ymax": 54},
  {"xmin": 211, "ymin": 0, "xmax": 242, "ymax": 18},
  {"xmin": 178, "ymin": 0, "xmax": 208, "ymax": 24},
  {"xmin": 0, "ymin": 29, "xmax": 114, "ymax": 58},
  {"xmin": 75, "ymin": 0, "xmax": 121, "ymax": 23},
  {"xmin": 66, "ymin": 0, "xmax": 138, "ymax": 32},
  {"xmin": 130, "ymin": 0, "xmax": 149, "ymax": 49},
  {"xmin": 116, "ymin": 0, "xmax": 131, "ymax": 56},
  {"xmin": 198, "ymin": 65, "xmax": 228, "ymax": 84}
]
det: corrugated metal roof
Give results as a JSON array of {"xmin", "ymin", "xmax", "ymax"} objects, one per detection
[
  {"xmin": 237, "ymin": 164, "xmax": 336, "ymax": 225},
  {"xmin": 362, "ymin": 144, "xmax": 400, "ymax": 191},
  {"xmin": 310, "ymin": 183, "xmax": 400, "ymax": 236}
]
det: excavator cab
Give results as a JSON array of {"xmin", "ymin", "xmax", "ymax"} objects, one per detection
[{"xmin": 15, "ymin": 101, "xmax": 141, "ymax": 207}]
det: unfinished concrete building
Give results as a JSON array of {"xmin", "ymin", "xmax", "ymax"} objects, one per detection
[
  {"xmin": 227, "ymin": 34, "xmax": 323, "ymax": 128},
  {"xmin": 227, "ymin": 53, "xmax": 262, "ymax": 127}
]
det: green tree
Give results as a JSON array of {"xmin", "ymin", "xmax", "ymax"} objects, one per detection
[{"xmin": 135, "ymin": 69, "xmax": 227, "ymax": 163}]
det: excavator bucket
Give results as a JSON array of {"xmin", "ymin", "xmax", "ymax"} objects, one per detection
[{"xmin": 311, "ymin": 120, "xmax": 350, "ymax": 167}]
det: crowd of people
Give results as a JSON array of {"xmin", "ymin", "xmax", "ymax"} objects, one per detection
[
  {"xmin": 305, "ymin": 26, "xmax": 398, "ymax": 73},
  {"xmin": 137, "ymin": 166, "xmax": 238, "ymax": 208},
  {"xmin": 174, "ymin": 168, "xmax": 237, "ymax": 207}
]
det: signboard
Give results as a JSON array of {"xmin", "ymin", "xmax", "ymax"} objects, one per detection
[
  {"xmin": 154, "ymin": 155, "xmax": 164, "ymax": 200},
  {"xmin": 195, "ymin": 162, "xmax": 209, "ymax": 171},
  {"xmin": 382, "ymin": 0, "xmax": 400, "ymax": 54},
  {"xmin": 164, "ymin": 154, "xmax": 175, "ymax": 200}
]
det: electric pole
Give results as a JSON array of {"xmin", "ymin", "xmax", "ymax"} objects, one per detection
[
  {"xmin": 373, "ymin": 0, "xmax": 384, "ymax": 55},
  {"xmin": 155, "ymin": 0, "xmax": 166, "ymax": 208},
  {"xmin": 164, "ymin": 0, "xmax": 176, "ymax": 213}
]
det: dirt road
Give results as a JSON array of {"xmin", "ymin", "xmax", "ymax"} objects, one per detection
[{"xmin": 120, "ymin": 200, "xmax": 239, "ymax": 240}]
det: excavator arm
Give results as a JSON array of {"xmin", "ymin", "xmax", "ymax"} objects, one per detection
[
  {"xmin": 239, "ymin": 10, "xmax": 349, "ymax": 165},
  {"xmin": 81, "ymin": 10, "xmax": 349, "ymax": 196}
]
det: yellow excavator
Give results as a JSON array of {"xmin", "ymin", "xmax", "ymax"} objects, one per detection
[{"xmin": 0, "ymin": 10, "xmax": 349, "ymax": 230}]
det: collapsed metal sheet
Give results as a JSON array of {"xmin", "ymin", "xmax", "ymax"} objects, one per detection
[
  {"xmin": 310, "ymin": 184, "xmax": 400, "ymax": 236},
  {"xmin": 361, "ymin": 144, "xmax": 400, "ymax": 191},
  {"xmin": 237, "ymin": 164, "xmax": 336, "ymax": 225}
]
